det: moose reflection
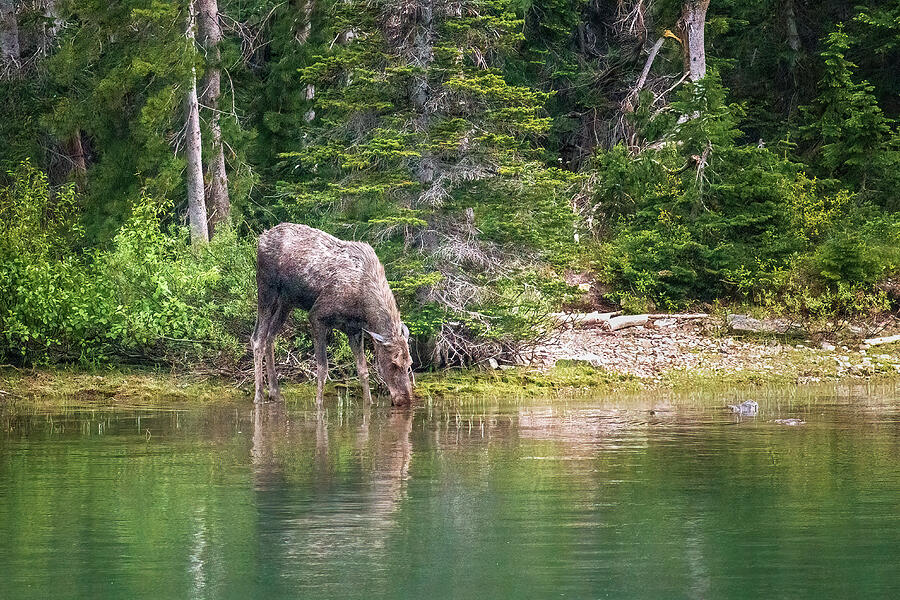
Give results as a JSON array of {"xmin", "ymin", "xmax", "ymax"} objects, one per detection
[{"xmin": 250, "ymin": 403, "xmax": 414, "ymax": 573}]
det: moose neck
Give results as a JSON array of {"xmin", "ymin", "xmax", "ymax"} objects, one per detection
[{"xmin": 362, "ymin": 275, "xmax": 403, "ymax": 342}]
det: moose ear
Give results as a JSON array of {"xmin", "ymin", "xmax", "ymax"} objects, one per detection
[
  {"xmin": 401, "ymin": 322, "xmax": 410, "ymax": 340},
  {"xmin": 363, "ymin": 329, "xmax": 387, "ymax": 345}
]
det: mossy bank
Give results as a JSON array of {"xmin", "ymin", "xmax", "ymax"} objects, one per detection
[{"xmin": 4, "ymin": 336, "xmax": 900, "ymax": 409}]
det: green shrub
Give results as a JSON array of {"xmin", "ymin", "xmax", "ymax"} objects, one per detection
[{"xmin": 0, "ymin": 163, "xmax": 256, "ymax": 365}]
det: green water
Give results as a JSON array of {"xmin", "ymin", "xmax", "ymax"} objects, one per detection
[{"xmin": 1, "ymin": 385, "xmax": 899, "ymax": 599}]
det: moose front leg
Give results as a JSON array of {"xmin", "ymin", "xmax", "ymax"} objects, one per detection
[
  {"xmin": 348, "ymin": 329, "xmax": 372, "ymax": 404},
  {"xmin": 310, "ymin": 318, "xmax": 329, "ymax": 409},
  {"xmin": 251, "ymin": 316, "xmax": 267, "ymax": 404},
  {"xmin": 264, "ymin": 300, "xmax": 290, "ymax": 402}
]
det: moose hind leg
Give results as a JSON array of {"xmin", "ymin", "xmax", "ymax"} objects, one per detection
[
  {"xmin": 348, "ymin": 330, "xmax": 372, "ymax": 404},
  {"xmin": 264, "ymin": 300, "xmax": 290, "ymax": 401},
  {"xmin": 311, "ymin": 318, "xmax": 329, "ymax": 409}
]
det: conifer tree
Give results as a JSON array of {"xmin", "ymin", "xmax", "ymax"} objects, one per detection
[{"xmin": 801, "ymin": 26, "xmax": 894, "ymax": 189}]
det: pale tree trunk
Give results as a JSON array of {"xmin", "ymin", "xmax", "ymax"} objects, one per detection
[
  {"xmin": 197, "ymin": 0, "xmax": 230, "ymax": 236},
  {"xmin": 780, "ymin": 0, "xmax": 801, "ymax": 113},
  {"xmin": 185, "ymin": 1, "xmax": 209, "ymax": 245},
  {"xmin": 295, "ymin": 0, "xmax": 315, "ymax": 121},
  {"xmin": 67, "ymin": 131, "xmax": 87, "ymax": 187},
  {"xmin": 41, "ymin": 0, "xmax": 62, "ymax": 55},
  {"xmin": 409, "ymin": 1, "xmax": 436, "ymax": 195},
  {"xmin": 781, "ymin": 0, "xmax": 800, "ymax": 53},
  {"xmin": 0, "ymin": 0, "xmax": 21, "ymax": 74},
  {"xmin": 678, "ymin": 0, "xmax": 710, "ymax": 82}
]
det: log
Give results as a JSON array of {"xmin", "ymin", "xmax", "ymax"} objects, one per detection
[
  {"xmin": 606, "ymin": 314, "xmax": 649, "ymax": 332},
  {"xmin": 550, "ymin": 311, "xmax": 622, "ymax": 328},
  {"xmin": 727, "ymin": 314, "xmax": 799, "ymax": 334},
  {"xmin": 862, "ymin": 334, "xmax": 900, "ymax": 347},
  {"xmin": 648, "ymin": 313, "xmax": 709, "ymax": 320}
]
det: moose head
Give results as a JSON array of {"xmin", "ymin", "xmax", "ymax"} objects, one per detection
[{"xmin": 364, "ymin": 323, "xmax": 415, "ymax": 406}]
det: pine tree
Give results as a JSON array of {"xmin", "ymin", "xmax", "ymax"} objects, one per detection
[
  {"xmin": 801, "ymin": 26, "xmax": 893, "ymax": 188},
  {"xmin": 276, "ymin": 0, "xmax": 575, "ymax": 361}
]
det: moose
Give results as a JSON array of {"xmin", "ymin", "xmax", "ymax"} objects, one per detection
[{"xmin": 251, "ymin": 223, "xmax": 415, "ymax": 407}]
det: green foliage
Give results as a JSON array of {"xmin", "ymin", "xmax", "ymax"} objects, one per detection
[
  {"xmin": 0, "ymin": 163, "xmax": 255, "ymax": 365},
  {"xmin": 592, "ymin": 73, "xmax": 900, "ymax": 314},
  {"xmin": 798, "ymin": 25, "xmax": 900, "ymax": 209},
  {"xmin": 2, "ymin": 0, "xmax": 900, "ymax": 370}
]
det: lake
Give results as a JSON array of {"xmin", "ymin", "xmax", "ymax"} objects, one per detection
[{"xmin": 1, "ymin": 384, "xmax": 899, "ymax": 599}]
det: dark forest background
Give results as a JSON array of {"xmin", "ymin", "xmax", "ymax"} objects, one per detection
[{"xmin": 1, "ymin": 0, "xmax": 898, "ymax": 369}]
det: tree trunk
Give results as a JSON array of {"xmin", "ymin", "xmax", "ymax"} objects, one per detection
[
  {"xmin": 678, "ymin": 0, "xmax": 709, "ymax": 82},
  {"xmin": 197, "ymin": 0, "xmax": 229, "ymax": 236},
  {"xmin": 185, "ymin": 1, "xmax": 209, "ymax": 245},
  {"xmin": 298, "ymin": 0, "xmax": 315, "ymax": 122},
  {"xmin": 779, "ymin": 0, "xmax": 801, "ymax": 113},
  {"xmin": 409, "ymin": 1, "xmax": 436, "ymax": 195},
  {"xmin": 42, "ymin": 0, "xmax": 62, "ymax": 55},
  {"xmin": 67, "ymin": 130, "xmax": 87, "ymax": 187},
  {"xmin": 0, "ymin": 0, "xmax": 20, "ymax": 73}
]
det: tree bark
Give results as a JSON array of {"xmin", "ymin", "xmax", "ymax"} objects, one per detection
[
  {"xmin": 0, "ymin": 0, "xmax": 20, "ymax": 74},
  {"xmin": 678, "ymin": 0, "xmax": 710, "ymax": 82},
  {"xmin": 41, "ymin": 0, "xmax": 62, "ymax": 55},
  {"xmin": 409, "ymin": 1, "xmax": 436, "ymax": 194},
  {"xmin": 298, "ymin": 0, "xmax": 315, "ymax": 122},
  {"xmin": 185, "ymin": 1, "xmax": 209, "ymax": 245},
  {"xmin": 197, "ymin": 0, "xmax": 230, "ymax": 236},
  {"xmin": 67, "ymin": 130, "xmax": 87, "ymax": 187},
  {"xmin": 779, "ymin": 0, "xmax": 801, "ymax": 113}
]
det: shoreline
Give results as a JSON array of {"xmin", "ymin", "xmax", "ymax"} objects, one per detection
[
  {"xmin": 3, "ymin": 314, "xmax": 900, "ymax": 406},
  {"xmin": 531, "ymin": 313, "xmax": 900, "ymax": 384}
]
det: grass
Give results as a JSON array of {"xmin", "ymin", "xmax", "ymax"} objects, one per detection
[
  {"xmin": 0, "ymin": 366, "xmax": 247, "ymax": 406},
  {"xmin": 4, "ymin": 340, "xmax": 900, "ymax": 409}
]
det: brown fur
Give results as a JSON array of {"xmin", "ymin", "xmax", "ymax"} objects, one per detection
[{"xmin": 251, "ymin": 223, "xmax": 415, "ymax": 407}]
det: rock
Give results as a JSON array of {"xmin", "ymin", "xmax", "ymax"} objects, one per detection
[
  {"xmin": 577, "ymin": 283, "xmax": 592, "ymax": 292},
  {"xmin": 488, "ymin": 357, "xmax": 499, "ymax": 369},
  {"xmin": 728, "ymin": 400, "xmax": 759, "ymax": 416},
  {"xmin": 774, "ymin": 418, "xmax": 806, "ymax": 426},
  {"xmin": 820, "ymin": 342, "xmax": 836, "ymax": 351}
]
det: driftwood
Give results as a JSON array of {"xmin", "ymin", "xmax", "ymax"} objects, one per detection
[
  {"xmin": 863, "ymin": 334, "xmax": 900, "ymax": 347},
  {"xmin": 551, "ymin": 312, "xmax": 708, "ymax": 332},
  {"xmin": 727, "ymin": 314, "xmax": 802, "ymax": 335},
  {"xmin": 606, "ymin": 314, "xmax": 649, "ymax": 331},
  {"xmin": 550, "ymin": 311, "xmax": 621, "ymax": 328}
]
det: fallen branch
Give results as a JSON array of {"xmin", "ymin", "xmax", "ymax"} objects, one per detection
[
  {"xmin": 863, "ymin": 334, "xmax": 900, "ymax": 347},
  {"xmin": 727, "ymin": 314, "xmax": 803, "ymax": 335},
  {"xmin": 606, "ymin": 314, "xmax": 649, "ymax": 331},
  {"xmin": 551, "ymin": 311, "xmax": 622, "ymax": 328}
]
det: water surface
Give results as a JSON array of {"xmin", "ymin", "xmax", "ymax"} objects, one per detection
[{"xmin": 1, "ymin": 385, "xmax": 899, "ymax": 599}]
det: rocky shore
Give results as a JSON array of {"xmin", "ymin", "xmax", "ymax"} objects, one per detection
[{"xmin": 532, "ymin": 313, "xmax": 900, "ymax": 383}]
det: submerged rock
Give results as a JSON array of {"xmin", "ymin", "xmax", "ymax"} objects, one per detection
[
  {"xmin": 774, "ymin": 418, "xmax": 806, "ymax": 426},
  {"xmin": 728, "ymin": 400, "xmax": 759, "ymax": 416}
]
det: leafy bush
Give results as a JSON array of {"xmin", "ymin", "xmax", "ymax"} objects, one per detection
[
  {"xmin": 588, "ymin": 74, "xmax": 900, "ymax": 314},
  {"xmin": 0, "ymin": 163, "xmax": 256, "ymax": 365}
]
